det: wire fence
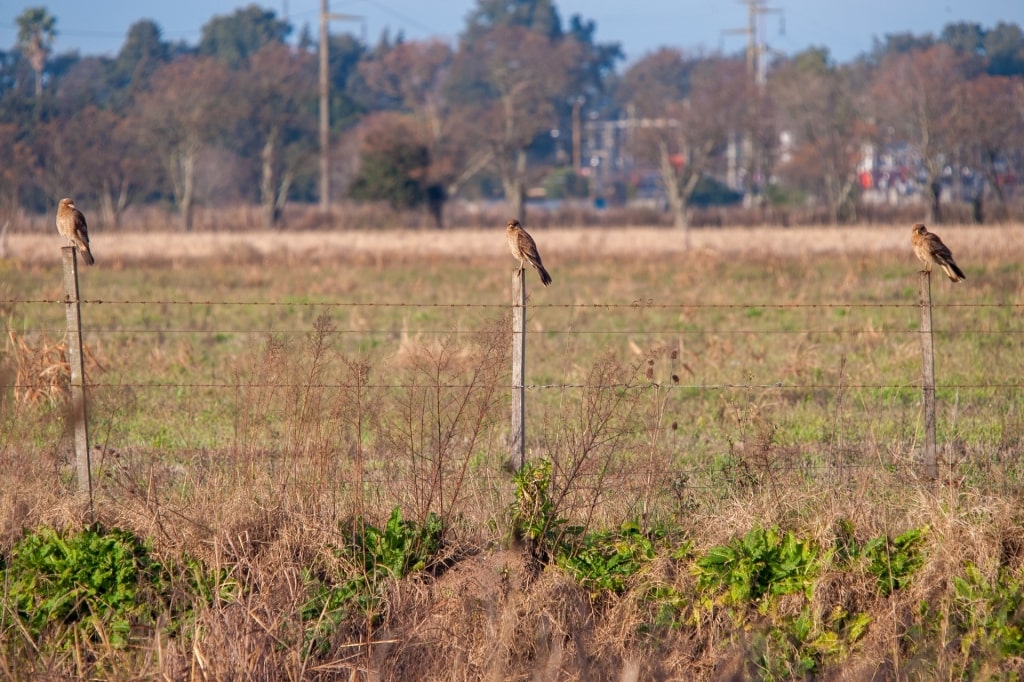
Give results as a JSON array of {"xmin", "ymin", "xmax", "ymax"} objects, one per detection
[
  {"xmin": 3, "ymin": 293, "xmax": 1024, "ymax": 509},
  {"xmin": 5, "ymin": 299, "xmax": 1022, "ymax": 384}
]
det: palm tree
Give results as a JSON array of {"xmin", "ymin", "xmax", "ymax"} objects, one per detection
[{"xmin": 16, "ymin": 7, "xmax": 57, "ymax": 100}]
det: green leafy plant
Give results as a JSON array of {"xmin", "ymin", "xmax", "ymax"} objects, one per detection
[
  {"xmin": 693, "ymin": 523, "xmax": 872, "ymax": 680},
  {"xmin": 750, "ymin": 604, "xmax": 872, "ymax": 679},
  {"xmin": 2, "ymin": 524, "xmax": 225, "ymax": 648},
  {"xmin": 508, "ymin": 459, "xmax": 567, "ymax": 575},
  {"xmin": 347, "ymin": 506, "xmax": 443, "ymax": 581},
  {"xmin": 951, "ymin": 562, "xmax": 1024, "ymax": 662},
  {"xmin": 862, "ymin": 527, "xmax": 926, "ymax": 596},
  {"xmin": 833, "ymin": 522, "xmax": 927, "ymax": 597},
  {"xmin": 300, "ymin": 507, "xmax": 444, "ymax": 655},
  {"xmin": 695, "ymin": 526, "xmax": 821, "ymax": 608},
  {"xmin": 555, "ymin": 520, "xmax": 665, "ymax": 595},
  {"xmin": 508, "ymin": 459, "xmax": 561, "ymax": 543}
]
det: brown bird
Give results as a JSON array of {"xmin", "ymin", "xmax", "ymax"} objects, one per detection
[
  {"xmin": 911, "ymin": 223, "xmax": 964, "ymax": 282},
  {"xmin": 506, "ymin": 219, "xmax": 552, "ymax": 286},
  {"xmin": 56, "ymin": 197, "xmax": 95, "ymax": 265}
]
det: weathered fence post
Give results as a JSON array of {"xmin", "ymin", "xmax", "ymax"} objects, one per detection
[
  {"xmin": 511, "ymin": 269, "xmax": 526, "ymax": 471},
  {"xmin": 919, "ymin": 270, "xmax": 937, "ymax": 480},
  {"xmin": 62, "ymin": 247, "xmax": 93, "ymax": 517}
]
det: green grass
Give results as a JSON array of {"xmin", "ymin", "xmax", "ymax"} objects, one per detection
[{"xmin": 4, "ymin": 249, "xmax": 1023, "ymax": 487}]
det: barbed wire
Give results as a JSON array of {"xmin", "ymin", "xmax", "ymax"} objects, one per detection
[
  {"xmin": 86, "ymin": 461, "xmax": 957, "ymax": 494},
  {"xmin": 6, "ymin": 381, "xmax": 1021, "ymax": 391},
  {"xmin": 3, "ymin": 298, "xmax": 1022, "ymax": 310},
  {"xmin": 6, "ymin": 326, "xmax": 1022, "ymax": 336}
]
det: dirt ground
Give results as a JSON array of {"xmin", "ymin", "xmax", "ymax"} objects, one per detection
[{"xmin": 5, "ymin": 224, "xmax": 1023, "ymax": 264}]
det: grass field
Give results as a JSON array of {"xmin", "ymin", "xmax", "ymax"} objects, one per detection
[{"xmin": 3, "ymin": 223, "xmax": 1024, "ymax": 679}]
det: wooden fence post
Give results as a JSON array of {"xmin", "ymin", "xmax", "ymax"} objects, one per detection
[
  {"xmin": 62, "ymin": 247, "xmax": 93, "ymax": 517},
  {"xmin": 511, "ymin": 269, "xmax": 526, "ymax": 471},
  {"xmin": 919, "ymin": 270, "xmax": 937, "ymax": 480}
]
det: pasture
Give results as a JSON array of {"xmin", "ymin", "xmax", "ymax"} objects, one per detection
[{"xmin": 2, "ymin": 223, "xmax": 1024, "ymax": 679}]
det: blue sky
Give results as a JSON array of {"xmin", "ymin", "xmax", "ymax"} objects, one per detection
[{"xmin": 2, "ymin": 0, "xmax": 1022, "ymax": 65}]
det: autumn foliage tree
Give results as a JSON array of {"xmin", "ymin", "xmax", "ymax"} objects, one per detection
[
  {"xmin": 870, "ymin": 45, "xmax": 973, "ymax": 223},
  {"xmin": 135, "ymin": 56, "xmax": 234, "ymax": 231},
  {"xmin": 953, "ymin": 74, "xmax": 1024, "ymax": 219},
  {"xmin": 621, "ymin": 51, "xmax": 748, "ymax": 234},
  {"xmin": 359, "ymin": 40, "xmax": 460, "ymax": 226},
  {"xmin": 771, "ymin": 49, "xmax": 869, "ymax": 223},
  {"xmin": 451, "ymin": 25, "xmax": 580, "ymax": 221},
  {"xmin": 237, "ymin": 43, "xmax": 316, "ymax": 229}
]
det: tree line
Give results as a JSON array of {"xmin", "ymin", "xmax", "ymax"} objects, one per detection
[{"xmin": 2, "ymin": 0, "xmax": 1023, "ymax": 231}]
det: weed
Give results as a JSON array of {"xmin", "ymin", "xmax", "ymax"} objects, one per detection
[
  {"xmin": 865, "ymin": 528, "xmax": 927, "ymax": 596},
  {"xmin": 555, "ymin": 520, "xmax": 665, "ymax": 596},
  {"xmin": 378, "ymin": 314, "xmax": 509, "ymax": 521},
  {"xmin": 1, "ymin": 524, "xmax": 226, "ymax": 650},
  {"xmin": 508, "ymin": 459, "xmax": 564, "ymax": 575},
  {"xmin": 695, "ymin": 526, "xmax": 822, "ymax": 608},
  {"xmin": 833, "ymin": 521, "xmax": 927, "ymax": 596},
  {"xmin": 951, "ymin": 562, "xmax": 1024, "ymax": 664},
  {"xmin": 301, "ymin": 507, "xmax": 444, "ymax": 655}
]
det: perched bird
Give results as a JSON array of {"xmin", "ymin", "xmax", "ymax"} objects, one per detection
[
  {"xmin": 911, "ymin": 223, "xmax": 964, "ymax": 282},
  {"xmin": 56, "ymin": 198, "xmax": 95, "ymax": 265},
  {"xmin": 506, "ymin": 219, "xmax": 552, "ymax": 286}
]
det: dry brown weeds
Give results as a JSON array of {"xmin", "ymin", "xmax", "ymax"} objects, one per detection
[
  {"xmin": 5, "ymin": 226, "xmax": 1024, "ymax": 678},
  {"xmin": 6, "ymin": 223, "xmax": 1024, "ymax": 267}
]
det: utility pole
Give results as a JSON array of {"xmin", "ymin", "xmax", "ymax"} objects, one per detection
[
  {"xmin": 723, "ymin": 0, "xmax": 783, "ymax": 89},
  {"xmin": 571, "ymin": 97, "xmax": 583, "ymax": 174},
  {"xmin": 319, "ymin": 0, "xmax": 361, "ymax": 214},
  {"xmin": 722, "ymin": 0, "xmax": 783, "ymax": 206}
]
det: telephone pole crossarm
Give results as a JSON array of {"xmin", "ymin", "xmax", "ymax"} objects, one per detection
[{"xmin": 319, "ymin": 1, "xmax": 362, "ymax": 213}]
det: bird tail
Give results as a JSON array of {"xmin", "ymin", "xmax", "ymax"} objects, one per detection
[
  {"xmin": 536, "ymin": 264, "xmax": 552, "ymax": 287},
  {"xmin": 943, "ymin": 262, "xmax": 965, "ymax": 282},
  {"xmin": 81, "ymin": 247, "xmax": 95, "ymax": 266}
]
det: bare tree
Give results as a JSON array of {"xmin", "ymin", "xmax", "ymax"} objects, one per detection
[
  {"xmin": 134, "ymin": 56, "xmax": 234, "ymax": 231},
  {"xmin": 451, "ymin": 26, "xmax": 580, "ymax": 222},
  {"xmin": 870, "ymin": 45, "xmax": 971, "ymax": 223},
  {"xmin": 240, "ymin": 43, "xmax": 316, "ymax": 229},
  {"xmin": 771, "ymin": 49, "xmax": 869, "ymax": 223},
  {"xmin": 623, "ymin": 51, "xmax": 748, "ymax": 235}
]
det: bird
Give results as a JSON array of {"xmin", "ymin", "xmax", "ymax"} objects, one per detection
[
  {"xmin": 506, "ymin": 219, "xmax": 552, "ymax": 286},
  {"xmin": 911, "ymin": 223, "xmax": 964, "ymax": 282},
  {"xmin": 56, "ymin": 197, "xmax": 95, "ymax": 265}
]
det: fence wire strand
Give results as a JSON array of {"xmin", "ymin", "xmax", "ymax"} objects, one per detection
[{"xmin": 3, "ymin": 297, "xmax": 1023, "ymax": 310}]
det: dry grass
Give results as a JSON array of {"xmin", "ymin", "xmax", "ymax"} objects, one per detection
[
  {"xmin": 6, "ymin": 328, "xmax": 70, "ymax": 407},
  {"xmin": 3, "ymin": 224, "xmax": 1024, "ymax": 678},
  {"xmin": 6, "ymin": 223, "xmax": 1024, "ymax": 266}
]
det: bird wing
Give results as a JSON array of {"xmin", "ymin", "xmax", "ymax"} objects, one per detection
[
  {"xmin": 927, "ymin": 234, "xmax": 954, "ymax": 263},
  {"xmin": 518, "ymin": 230, "xmax": 539, "ymax": 259}
]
